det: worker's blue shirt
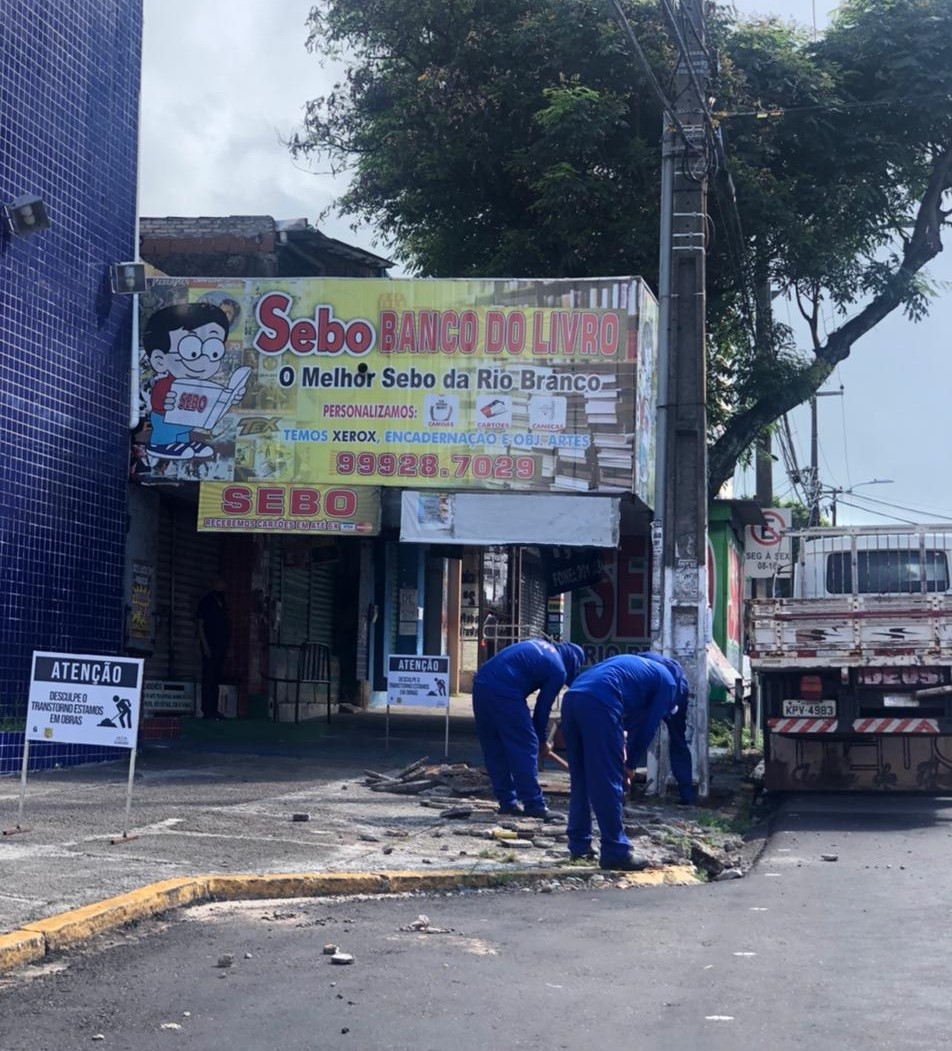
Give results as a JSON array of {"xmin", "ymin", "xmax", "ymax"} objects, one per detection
[
  {"xmin": 473, "ymin": 639, "xmax": 569, "ymax": 741},
  {"xmin": 567, "ymin": 655, "xmax": 678, "ymax": 766}
]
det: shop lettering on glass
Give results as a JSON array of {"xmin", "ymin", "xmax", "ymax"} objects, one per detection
[{"xmin": 576, "ymin": 537, "xmax": 650, "ymax": 664}]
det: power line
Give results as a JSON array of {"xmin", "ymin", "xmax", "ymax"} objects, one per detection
[
  {"xmin": 833, "ymin": 498, "xmax": 919, "ymax": 526},
  {"xmin": 714, "ymin": 93, "xmax": 952, "ymax": 122},
  {"xmin": 843, "ymin": 491, "xmax": 952, "ymax": 524},
  {"xmin": 605, "ymin": 0, "xmax": 700, "ymax": 155}
]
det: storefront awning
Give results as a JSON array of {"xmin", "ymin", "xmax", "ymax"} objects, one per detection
[{"xmin": 400, "ymin": 492, "xmax": 620, "ymax": 548}]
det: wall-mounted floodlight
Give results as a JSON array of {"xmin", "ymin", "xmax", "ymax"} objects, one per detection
[
  {"xmin": 110, "ymin": 262, "xmax": 147, "ymax": 295},
  {"xmin": 4, "ymin": 194, "xmax": 50, "ymax": 236}
]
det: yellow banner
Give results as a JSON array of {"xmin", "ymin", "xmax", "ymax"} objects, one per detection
[
  {"xmin": 138, "ymin": 277, "xmax": 656, "ymax": 501},
  {"xmin": 197, "ymin": 482, "xmax": 381, "ymax": 534}
]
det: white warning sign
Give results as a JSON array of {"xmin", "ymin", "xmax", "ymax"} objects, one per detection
[
  {"xmin": 385, "ymin": 655, "xmax": 450, "ymax": 709},
  {"xmin": 744, "ymin": 508, "xmax": 793, "ymax": 579},
  {"xmin": 26, "ymin": 651, "xmax": 144, "ymax": 749}
]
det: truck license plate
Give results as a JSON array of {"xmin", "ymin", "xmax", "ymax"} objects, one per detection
[{"xmin": 782, "ymin": 700, "xmax": 836, "ymax": 718}]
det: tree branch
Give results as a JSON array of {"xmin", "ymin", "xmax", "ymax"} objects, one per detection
[{"xmin": 708, "ymin": 141, "xmax": 952, "ymax": 499}]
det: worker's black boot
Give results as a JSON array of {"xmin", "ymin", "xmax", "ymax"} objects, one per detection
[{"xmin": 600, "ymin": 854, "xmax": 650, "ymax": 872}]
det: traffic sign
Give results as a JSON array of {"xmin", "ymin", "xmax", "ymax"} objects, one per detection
[{"xmin": 744, "ymin": 508, "xmax": 792, "ymax": 578}]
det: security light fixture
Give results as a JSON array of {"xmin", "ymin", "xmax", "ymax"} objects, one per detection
[
  {"xmin": 4, "ymin": 194, "xmax": 50, "ymax": 236},
  {"xmin": 110, "ymin": 262, "xmax": 147, "ymax": 295}
]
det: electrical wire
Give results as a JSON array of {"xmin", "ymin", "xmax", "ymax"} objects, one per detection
[
  {"xmin": 605, "ymin": 0, "xmax": 699, "ymax": 154},
  {"xmin": 833, "ymin": 498, "xmax": 919, "ymax": 526},
  {"xmin": 713, "ymin": 93, "xmax": 952, "ymax": 122},
  {"xmin": 842, "ymin": 491, "xmax": 952, "ymax": 523}
]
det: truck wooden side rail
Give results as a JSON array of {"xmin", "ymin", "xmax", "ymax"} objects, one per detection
[{"xmin": 748, "ymin": 527, "xmax": 952, "ymax": 791}]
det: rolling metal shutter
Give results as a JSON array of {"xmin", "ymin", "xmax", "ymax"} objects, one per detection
[
  {"xmin": 270, "ymin": 540, "xmax": 337, "ymax": 648},
  {"xmin": 149, "ymin": 498, "xmax": 222, "ymax": 680},
  {"xmin": 519, "ymin": 549, "xmax": 549, "ymax": 639}
]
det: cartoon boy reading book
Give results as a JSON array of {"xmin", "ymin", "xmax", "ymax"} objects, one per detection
[{"xmin": 143, "ymin": 302, "xmax": 250, "ymax": 461}]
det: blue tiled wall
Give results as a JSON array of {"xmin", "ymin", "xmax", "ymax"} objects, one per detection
[
  {"xmin": 0, "ymin": 0, "xmax": 143, "ymax": 720},
  {"xmin": 0, "ymin": 732, "xmax": 126, "ymax": 776}
]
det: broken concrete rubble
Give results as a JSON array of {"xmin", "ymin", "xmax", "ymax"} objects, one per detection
[{"xmin": 356, "ymin": 755, "xmax": 761, "ymax": 881}]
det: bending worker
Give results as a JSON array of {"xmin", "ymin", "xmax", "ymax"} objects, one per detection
[
  {"xmin": 640, "ymin": 652, "xmax": 695, "ymax": 804},
  {"xmin": 472, "ymin": 639, "xmax": 584, "ymax": 819},
  {"xmin": 560, "ymin": 653, "xmax": 678, "ymax": 870}
]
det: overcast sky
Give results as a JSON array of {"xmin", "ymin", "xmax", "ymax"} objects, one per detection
[{"xmin": 139, "ymin": 0, "xmax": 952, "ymax": 527}]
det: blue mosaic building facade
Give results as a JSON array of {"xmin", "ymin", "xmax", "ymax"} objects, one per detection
[{"xmin": 0, "ymin": 0, "xmax": 143, "ymax": 726}]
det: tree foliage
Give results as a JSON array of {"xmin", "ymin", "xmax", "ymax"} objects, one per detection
[{"xmin": 292, "ymin": 0, "xmax": 952, "ymax": 498}]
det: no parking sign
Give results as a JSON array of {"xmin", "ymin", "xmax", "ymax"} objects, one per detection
[{"xmin": 744, "ymin": 508, "xmax": 792, "ymax": 578}]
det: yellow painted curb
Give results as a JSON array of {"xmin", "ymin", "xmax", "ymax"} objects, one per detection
[
  {"xmin": 204, "ymin": 873, "xmax": 387, "ymax": 900},
  {"xmin": 19, "ymin": 878, "xmax": 207, "ymax": 954},
  {"xmin": 614, "ymin": 864, "xmax": 699, "ymax": 887},
  {"xmin": 0, "ymin": 930, "xmax": 45, "ymax": 972},
  {"xmin": 0, "ymin": 863, "xmax": 700, "ymax": 975}
]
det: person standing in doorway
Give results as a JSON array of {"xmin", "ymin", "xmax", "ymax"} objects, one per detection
[
  {"xmin": 197, "ymin": 578, "xmax": 230, "ymax": 720},
  {"xmin": 472, "ymin": 639, "xmax": 584, "ymax": 819}
]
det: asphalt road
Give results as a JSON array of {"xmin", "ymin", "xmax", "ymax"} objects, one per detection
[{"xmin": 4, "ymin": 793, "xmax": 952, "ymax": 1051}]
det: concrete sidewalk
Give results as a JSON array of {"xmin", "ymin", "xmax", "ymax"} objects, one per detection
[
  {"xmin": 0, "ymin": 708, "xmax": 751, "ymax": 973},
  {"xmin": 0, "ymin": 710, "xmax": 491, "ymax": 931}
]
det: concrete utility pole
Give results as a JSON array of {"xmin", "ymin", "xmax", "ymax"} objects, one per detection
[
  {"xmin": 807, "ymin": 388, "xmax": 844, "ymax": 525},
  {"xmin": 652, "ymin": 0, "xmax": 711, "ymax": 796}
]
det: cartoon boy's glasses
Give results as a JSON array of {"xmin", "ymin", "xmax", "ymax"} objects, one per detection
[{"xmin": 176, "ymin": 334, "xmax": 226, "ymax": 362}]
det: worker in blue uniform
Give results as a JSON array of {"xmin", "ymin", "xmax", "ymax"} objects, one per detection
[
  {"xmin": 560, "ymin": 654, "xmax": 679, "ymax": 869},
  {"xmin": 639, "ymin": 652, "xmax": 695, "ymax": 804},
  {"xmin": 472, "ymin": 639, "xmax": 584, "ymax": 819}
]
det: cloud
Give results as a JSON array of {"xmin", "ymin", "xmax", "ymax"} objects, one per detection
[{"xmin": 139, "ymin": 0, "xmax": 384, "ymax": 251}]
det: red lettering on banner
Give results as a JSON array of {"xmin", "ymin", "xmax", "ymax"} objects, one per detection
[
  {"xmin": 216, "ymin": 486, "xmax": 361, "ymax": 519},
  {"xmin": 290, "ymin": 488, "xmax": 321, "ymax": 516},
  {"xmin": 556, "ymin": 312, "xmax": 581, "ymax": 354},
  {"xmin": 256, "ymin": 488, "xmax": 284, "ymax": 515},
  {"xmin": 506, "ymin": 311, "xmax": 525, "ymax": 354},
  {"xmin": 254, "ymin": 293, "xmax": 375, "ymax": 356},
  {"xmin": 580, "ymin": 313, "xmax": 599, "ymax": 355},
  {"xmin": 380, "ymin": 311, "xmax": 396, "ymax": 353},
  {"xmin": 440, "ymin": 311, "xmax": 459, "ymax": 354},
  {"xmin": 418, "ymin": 312, "xmax": 439, "ymax": 352},
  {"xmin": 221, "ymin": 486, "xmax": 252, "ymax": 514},
  {"xmin": 458, "ymin": 310, "xmax": 478, "ymax": 353},
  {"xmin": 486, "ymin": 311, "xmax": 505, "ymax": 354},
  {"xmin": 325, "ymin": 489, "xmax": 358, "ymax": 517}
]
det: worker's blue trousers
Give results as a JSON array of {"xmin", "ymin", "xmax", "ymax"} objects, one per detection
[
  {"xmin": 666, "ymin": 705, "xmax": 695, "ymax": 803},
  {"xmin": 472, "ymin": 689, "xmax": 545, "ymax": 811},
  {"xmin": 560, "ymin": 691, "xmax": 631, "ymax": 866}
]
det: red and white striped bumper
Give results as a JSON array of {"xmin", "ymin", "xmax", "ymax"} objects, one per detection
[
  {"xmin": 768, "ymin": 717, "xmax": 838, "ymax": 734},
  {"xmin": 852, "ymin": 718, "xmax": 939, "ymax": 734}
]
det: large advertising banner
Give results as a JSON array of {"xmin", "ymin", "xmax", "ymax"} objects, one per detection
[
  {"xmin": 196, "ymin": 482, "xmax": 381, "ymax": 534},
  {"xmin": 136, "ymin": 277, "xmax": 657, "ymax": 504}
]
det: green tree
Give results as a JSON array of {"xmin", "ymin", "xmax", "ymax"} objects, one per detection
[{"xmin": 292, "ymin": 0, "xmax": 952, "ymax": 497}]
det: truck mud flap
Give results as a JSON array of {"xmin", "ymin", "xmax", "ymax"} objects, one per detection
[{"xmin": 766, "ymin": 732, "xmax": 952, "ymax": 791}]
